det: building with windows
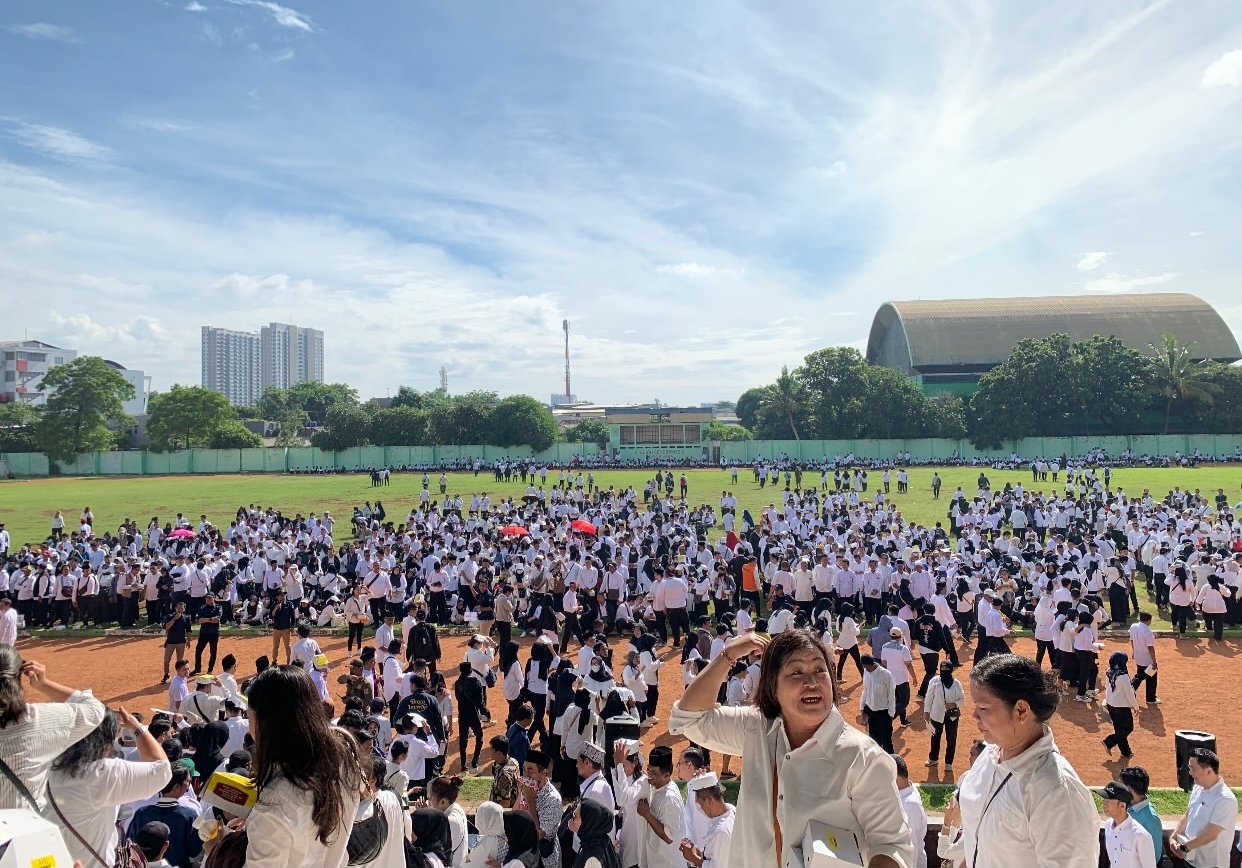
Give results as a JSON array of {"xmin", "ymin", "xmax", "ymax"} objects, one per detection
[
  {"xmin": 0, "ymin": 341, "xmax": 77, "ymax": 405},
  {"xmin": 866, "ymin": 292, "xmax": 1242, "ymax": 395},
  {"xmin": 201, "ymin": 322, "xmax": 324, "ymax": 405},
  {"xmin": 104, "ymin": 360, "xmax": 152, "ymax": 417},
  {"xmin": 201, "ymin": 326, "xmax": 263, "ymax": 407},
  {"xmin": 606, "ymin": 406, "xmax": 713, "ymax": 458}
]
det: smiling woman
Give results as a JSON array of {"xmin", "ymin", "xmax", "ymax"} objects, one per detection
[{"xmin": 669, "ymin": 629, "xmax": 914, "ymax": 868}]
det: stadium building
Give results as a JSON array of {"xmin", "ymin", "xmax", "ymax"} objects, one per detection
[{"xmin": 866, "ymin": 292, "xmax": 1241, "ymax": 395}]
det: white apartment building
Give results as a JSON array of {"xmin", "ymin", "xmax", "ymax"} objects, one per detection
[
  {"xmin": 201, "ymin": 322, "xmax": 323, "ymax": 405},
  {"xmin": 0, "ymin": 340, "xmax": 77, "ymax": 405},
  {"xmin": 105, "ymin": 361, "xmax": 152, "ymax": 417},
  {"xmin": 201, "ymin": 326, "xmax": 263, "ymax": 407}
]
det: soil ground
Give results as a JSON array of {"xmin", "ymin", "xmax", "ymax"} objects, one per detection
[{"xmin": 15, "ymin": 630, "xmax": 1233, "ymax": 789}]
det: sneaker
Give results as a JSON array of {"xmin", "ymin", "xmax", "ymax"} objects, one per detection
[
  {"xmin": 924, "ymin": 759, "xmax": 938, "ymax": 767},
  {"xmin": 1074, "ymin": 695, "xmax": 1090, "ymax": 702},
  {"xmin": 944, "ymin": 764, "xmax": 953, "ymax": 771},
  {"xmin": 1102, "ymin": 739, "xmax": 1113, "ymax": 756},
  {"xmin": 161, "ymin": 674, "xmax": 170, "ymax": 684},
  {"xmin": 1151, "ymin": 697, "xmax": 1162, "ymax": 704}
]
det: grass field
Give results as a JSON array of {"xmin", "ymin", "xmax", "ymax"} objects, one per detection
[{"xmin": 3, "ymin": 465, "xmax": 1241, "ymax": 634}]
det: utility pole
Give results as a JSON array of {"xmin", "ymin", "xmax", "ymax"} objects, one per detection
[
  {"xmin": 563, "ymin": 319, "xmax": 571, "ymax": 400},
  {"xmin": 439, "ymin": 366, "xmax": 448, "ymax": 391}
]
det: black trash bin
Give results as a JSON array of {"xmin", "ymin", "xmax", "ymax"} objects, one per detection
[
  {"xmin": 603, "ymin": 714, "xmax": 640, "ymax": 775},
  {"xmin": 1175, "ymin": 730, "xmax": 1216, "ymax": 792}
]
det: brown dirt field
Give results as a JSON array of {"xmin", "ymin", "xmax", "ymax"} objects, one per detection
[{"xmin": 14, "ymin": 631, "xmax": 1235, "ymax": 788}]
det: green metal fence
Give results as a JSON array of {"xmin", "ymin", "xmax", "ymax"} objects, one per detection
[{"xmin": 2, "ymin": 434, "xmax": 1240, "ymax": 477}]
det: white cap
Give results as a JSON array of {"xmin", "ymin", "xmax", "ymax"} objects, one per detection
[{"xmin": 688, "ymin": 772, "xmax": 720, "ymax": 791}]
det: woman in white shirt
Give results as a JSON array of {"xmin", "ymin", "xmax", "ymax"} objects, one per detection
[
  {"xmin": 428, "ymin": 775, "xmax": 470, "ymax": 868},
  {"xmin": 1102, "ymin": 652, "xmax": 1139, "ymax": 759},
  {"xmin": 621, "ymin": 651, "xmax": 648, "ymax": 723},
  {"xmin": 923, "ymin": 662, "xmax": 965, "ymax": 771},
  {"xmin": 835, "ymin": 602, "xmax": 862, "ymax": 681},
  {"xmin": 235, "ymin": 665, "xmax": 361, "ymax": 867},
  {"xmin": 958, "ymin": 653, "xmax": 1098, "ymax": 868},
  {"xmin": 718, "ymin": 661, "xmax": 749, "ymax": 781},
  {"xmin": 498, "ymin": 641, "xmax": 525, "ymax": 726},
  {"xmin": 1195, "ymin": 574, "xmax": 1232, "ymax": 641},
  {"xmin": 1166, "ymin": 564, "xmax": 1196, "ymax": 636},
  {"xmin": 47, "ymin": 707, "xmax": 172, "ymax": 867},
  {"xmin": 611, "ymin": 742, "xmax": 648, "ymax": 868},
  {"xmin": 670, "ymin": 628, "xmax": 914, "ymax": 868},
  {"xmin": 1071, "ymin": 612, "xmax": 1098, "ymax": 701}
]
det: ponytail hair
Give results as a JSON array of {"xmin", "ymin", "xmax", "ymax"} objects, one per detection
[{"xmin": 0, "ymin": 646, "xmax": 28, "ymax": 728}]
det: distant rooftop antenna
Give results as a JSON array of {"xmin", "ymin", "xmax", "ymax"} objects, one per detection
[
  {"xmin": 563, "ymin": 319, "xmax": 571, "ymax": 400},
  {"xmin": 439, "ymin": 366, "xmax": 448, "ymax": 391}
]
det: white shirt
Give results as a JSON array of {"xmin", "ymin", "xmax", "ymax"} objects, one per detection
[
  {"xmin": 861, "ymin": 665, "xmax": 896, "ymax": 718},
  {"xmin": 923, "ymin": 677, "xmax": 964, "ymax": 724},
  {"xmin": 245, "ymin": 772, "xmax": 359, "ymax": 868},
  {"xmin": 1104, "ymin": 816, "xmax": 1156, "ymax": 868},
  {"xmin": 668, "ymin": 703, "xmax": 913, "ymax": 868},
  {"xmin": 1128, "ymin": 622, "xmax": 1156, "ymax": 668},
  {"xmin": 48, "ymin": 757, "xmax": 173, "ymax": 866},
  {"xmin": 957, "ymin": 728, "xmax": 1099, "ymax": 868},
  {"xmin": 0, "ymin": 607, "xmax": 17, "ymax": 646},
  {"xmin": 640, "ymin": 779, "xmax": 686, "ymax": 868},
  {"xmin": 700, "ymin": 805, "xmax": 736, "ymax": 868},
  {"xmin": 899, "ymin": 784, "xmax": 928, "ymax": 868},
  {"xmin": 1183, "ymin": 779, "xmax": 1239, "ymax": 868}
]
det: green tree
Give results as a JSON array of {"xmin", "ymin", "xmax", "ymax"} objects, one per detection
[
  {"xmin": 1078, "ymin": 336, "xmax": 1151, "ymax": 432},
  {"xmin": 310, "ymin": 403, "xmax": 373, "ymax": 450},
  {"xmin": 735, "ymin": 387, "xmax": 765, "ymax": 430},
  {"xmin": 706, "ymin": 420, "xmax": 753, "ymax": 441},
  {"xmin": 273, "ymin": 409, "xmax": 310, "ymax": 447},
  {"xmin": 1148, "ymin": 334, "xmax": 1221, "ymax": 434},
  {"xmin": 1186, "ymin": 366, "xmax": 1242, "ymax": 433},
  {"xmin": 758, "ymin": 366, "xmax": 808, "ymax": 440},
  {"xmin": 564, "ymin": 418, "xmax": 609, "ymax": 444},
  {"xmin": 255, "ymin": 386, "xmax": 294, "ymax": 421},
  {"xmin": 370, "ymin": 406, "xmax": 432, "ymax": 446},
  {"xmin": 145, "ymin": 385, "xmax": 235, "ymax": 451},
  {"xmin": 35, "ymin": 356, "xmax": 134, "ymax": 462},
  {"xmin": 488, "ymin": 395, "xmax": 558, "ymax": 452},
  {"xmin": 389, "ymin": 385, "xmax": 450, "ymax": 411},
  {"xmin": 429, "ymin": 391, "xmax": 499, "ymax": 444},
  {"xmin": 286, "ymin": 381, "xmax": 359, "ymax": 426},
  {"xmin": 209, "ymin": 421, "xmax": 263, "ymax": 449},
  {"xmin": 926, "ymin": 392, "xmax": 967, "ymax": 440},
  {"xmin": 0, "ymin": 401, "xmax": 40, "ymax": 452},
  {"xmin": 796, "ymin": 347, "xmax": 869, "ymax": 438},
  {"xmin": 967, "ymin": 334, "xmax": 1079, "ymax": 448},
  {"xmin": 858, "ymin": 366, "xmax": 935, "ymax": 439}
]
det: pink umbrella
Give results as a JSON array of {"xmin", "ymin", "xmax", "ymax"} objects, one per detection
[
  {"xmin": 570, "ymin": 519, "xmax": 597, "ymax": 535},
  {"xmin": 499, "ymin": 525, "xmax": 529, "ymax": 537},
  {"xmin": 169, "ymin": 528, "xmax": 195, "ymax": 539}
]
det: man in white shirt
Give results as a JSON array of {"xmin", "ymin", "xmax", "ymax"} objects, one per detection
[
  {"xmin": 0, "ymin": 597, "xmax": 17, "ymax": 646},
  {"xmin": 880, "ymin": 628, "xmax": 918, "ymax": 726},
  {"xmin": 636, "ymin": 745, "xmax": 685, "ymax": 868},
  {"xmin": 576, "ymin": 742, "xmax": 616, "ymax": 811},
  {"xmin": 680, "ymin": 773, "xmax": 735, "ymax": 868},
  {"xmin": 1171, "ymin": 749, "xmax": 1238, "ymax": 868},
  {"xmin": 860, "ymin": 654, "xmax": 896, "ymax": 753},
  {"xmin": 893, "ymin": 754, "xmax": 928, "ymax": 868},
  {"xmin": 1098, "ymin": 782, "xmax": 1155, "ymax": 868},
  {"xmin": 1128, "ymin": 612, "xmax": 1160, "ymax": 704}
]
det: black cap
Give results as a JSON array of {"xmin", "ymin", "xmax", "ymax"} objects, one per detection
[{"xmin": 1097, "ymin": 781, "xmax": 1132, "ymax": 805}]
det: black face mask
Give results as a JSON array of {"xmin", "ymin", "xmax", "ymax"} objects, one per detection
[{"xmin": 940, "ymin": 673, "xmax": 954, "ymax": 687}]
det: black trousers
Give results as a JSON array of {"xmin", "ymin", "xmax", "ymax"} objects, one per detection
[
  {"xmin": 666, "ymin": 607, "xmax": 690, "ymax": 646},
  {"xmin": 1171, "ymin": 604, "xmax": 1191, "ymax": 635},
  {"xmin": 1131, "ymin": 668, "xmax": 1158, "ymax": 702},
  {"xmin": 458, "ymin": 713, "xmax": 484, "ymax": 768},
  {"xmin": 1103, "ymin": 706, "xmax": 1134, "ymax": 756},
  {"xmin": 837, "ymin": 645, "xmax": 863, "ymax": 679},
  {"xmin": 194, "ymin": 633, "xmax": 219, "ymax": 673},
  {"xmin": 495, "ymin": 621, "xmax": 512, "ymax": 646},
  {"xmin": 917, "ymin": 652, "xmax": 939, "ymax": 698},
  {"xmin": 941, "ymin": 625, "xmax": 960, "ymax": 667},
  {"xmin": 1076, "ymin": 650, "xmax": 1097, "ymax": 696},
  {"xmin": 1035, "ymin": 639, "xmax": 1057, "ymax": 669},
  {"xmin": 929, "ymin": 716, "xmax": 959, "ymax": 764},
  {"xmin": 894, "ymin": 682, "xmax": 911, "ymax": 724},
  {"xmin": 865, "ymin": 707, "xmax": 894, "ymax": 753},
  {"xmin": 348, "ymin": 621, "xmax": 366, "ymax": 652}
]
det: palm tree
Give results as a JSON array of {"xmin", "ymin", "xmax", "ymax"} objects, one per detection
[
  {"xmin": 1148, "ymin": 334, "xmax": 1221, "ymax": 433},
  {"xmin": 760, "ymin": 366, "xmax": 806, "ymax": 440}
]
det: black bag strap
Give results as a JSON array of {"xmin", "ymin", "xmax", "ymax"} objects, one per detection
[
  {"xmin": 972, "ymin": 771, "xmax": 1013, "ymax": 868},
  {"xmin": 0, "ymin": 751, "xmax": 40, "ymax": 811}
]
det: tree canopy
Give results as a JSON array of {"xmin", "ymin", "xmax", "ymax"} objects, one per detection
[
  {"xmin": 145, "ymin": 385, "xmax": 237, "ymax": 452},
  {"xmin": 35, "ymin": 356, "xmax": 134, "ymax": 462},
  {"xmin": 489, "ymin": 395, "xmax": 559, "ymax": 452}
]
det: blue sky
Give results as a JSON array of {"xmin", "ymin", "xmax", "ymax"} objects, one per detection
[{"xmin": 1, "ymin": 1, "xmax": 1240, "ymax": 405}]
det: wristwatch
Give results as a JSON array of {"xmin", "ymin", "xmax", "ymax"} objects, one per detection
[{"xmin": 134, "ymin": 725, "xmax": 149, "ymax": 736}]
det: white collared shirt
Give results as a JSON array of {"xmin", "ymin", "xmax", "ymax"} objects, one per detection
[
  {"xmin": 1104, "ymin": 816, "xmax": 1156, "ymax": 868},
  {"xmin": 1183, "ymin": 779, "xmax": 1239, "ymax": 868},
  {"xmin": 957, "ymin": 728, "xmax": 1099, "ymax": 868},
  {"xmin": 668, "ymin": 703, "xmax": 913, "ymax": 868}
]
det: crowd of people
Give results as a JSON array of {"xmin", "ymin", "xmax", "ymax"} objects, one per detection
[{"xmin": 2, "ymin": 463, "xmax": 1242, "ymax": 867}]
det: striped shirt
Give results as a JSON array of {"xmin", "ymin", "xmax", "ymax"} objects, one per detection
[{"xmin": 0, "ymin": 690, "xmax": 107, "ymax": 811}]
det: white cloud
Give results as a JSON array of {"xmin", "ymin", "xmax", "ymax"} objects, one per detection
[
  {"xmin": 185, "ymin": 1, "xmax": 207, "ymax": 11},
  {"xmin": 6, "ymin": 23, "xmax": 80, "ymax": 43},
  {"xmin": 1189, "ymin": 230, "xmax": 1205, "ymax": 237},
  {"xmin": 225, "ymin": 0, "xmax": 313, "ymax": 31},
  {"xmin": 128, "ymin": 118, "xmax": 192, "ymax": 133},
  {"xmin": 1076, "ymin": 251, "xmax": 1110, "ymax": 271},
  {"xmin": 6, "ymin": 122, "xmax": 111, "ymax": 163},
  {"xmin": 200, "ymin": 23, "xmax": 222, "ymax": 45},
  {"xmin": 1081, "ymin": 272, "xmax": 1178, "ymax": 293},
  {"xmin": 271, "ymin": 48, "xmax": 294, "ymax": 62},
  {"xmin": 655, "ymin": 262, "xmax": 744, "ymax": 278},
  {"xmin": 1202, "ymin": 49, "xmax": 1242, "ymax": 87},
  {"xmin": 46, "ymin": 311, "xmax": 171, "ymax": 346}
]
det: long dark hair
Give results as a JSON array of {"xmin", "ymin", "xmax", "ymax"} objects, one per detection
[
  {"xmin": 52, "ymin": 711, "xmax": 119, "ymax": 774},
  {"xmin": 0, "ymin": 645, "xmax": 27, "ymax": 728},
  {"xmin": 499, "ymin": 640, "xmax": 520, "ymax": 674},
  {"xmin": 247, "ymin": 666, "xmax": 361, "ymax": 845}
]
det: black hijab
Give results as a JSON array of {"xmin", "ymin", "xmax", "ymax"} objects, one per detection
[
  {"xmin": 573, "ymin": 799, "xmax": 621, "ymax": 868},
  {"xmin": 409, "ymin": 807, "xmax": 452, "ymax": 868},
  {"xmin": 502, "ymin": 809, "xmax": 541, "ymax": 865},
  {"xmin": 194, "ymin": 720, "xmax": 230, "ymax": 779}
]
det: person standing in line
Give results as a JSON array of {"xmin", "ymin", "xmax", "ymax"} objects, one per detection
[
  {"xmin": 344, "ymin": 584, "xmax": 369, "ymax": 656},
  {"xmin": 924, "ymin": 661, "xmax": 964, "ymax": 771},
  {"xmin": 892, "ymin": 754, "xmax": 928, "ymax": 868},
  {"xmin": 1098, "ymin": 781, "xmax": 1156, "ymax": 868},
  {"xmin": 1170, "ymin": 748, "xmax": 1239, "ymax": 868},
  {"xmin": 1196, "ymin": 574, "xmax": 1231, "ymax": 641},
  {"xmin": 454, "ymin": 662, "xmax": 486, "ymax": 774},
  {"xmin": 1102, "ymin": 652, "xmax": 1139, "ymax": 759},
  {"xmin": 191, "ymin": 591, "xmax": 222, "ymax": 675},
  {"xmin": 1128, "ymin": 612, "xmax": 1160, "ymax": 704},
  {"xmin": 268, "ymin": 590, "xmax": 296, "ymax": 665},
  {"xmin": 956, "ymin": 654, "xmax": 1099, "ymax": 868},
  {"xmin": 860, "ymin": 654, "xmax": 896, "ymax": 754},
  {"xmin": 0, "ymin": 597, "xmax": 17, "ymax": 647},
  {"xmin": 1072, "ymin": 611, "xmax": 1099, "ymax": 702},
  {"xmin": 880, "ymin": 628, "xmax": 918, "ymax": 726}
]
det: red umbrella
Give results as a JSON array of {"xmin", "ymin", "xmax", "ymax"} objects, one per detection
[
  {"xmin": 500, "ymin": 525, "xmax": 530, "ymax": 536},
  {"xmin": 169, "ymin": 528, "xmax": 195, "ymax": 539},
  {"xmin": 571, "ymin": 519, "xmax": 597, "ymax": 535}
]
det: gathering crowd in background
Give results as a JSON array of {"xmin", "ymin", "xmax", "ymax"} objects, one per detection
[{"xmin": 2, "ymin": 458, "xmax": 1242, "ymax": 867}]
